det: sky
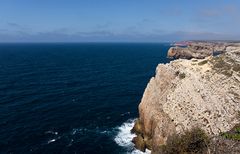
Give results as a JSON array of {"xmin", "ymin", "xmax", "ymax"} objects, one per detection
[{"xmin": 0, "ymin": 0, "xmax": 240, "ymax": 42}]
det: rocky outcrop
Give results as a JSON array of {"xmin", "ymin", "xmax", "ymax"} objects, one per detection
[
  {"xmin": 167, "ymin": 41, "xmax": 232, "ymax": 59},
  {"xmin": 134, "ymin": 43, "xmax": 240, "ymax": 153}
]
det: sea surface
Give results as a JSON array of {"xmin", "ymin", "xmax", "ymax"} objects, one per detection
[{"xmin": 0, "ymin": 43, "xmax": 171, "ymax": 154}]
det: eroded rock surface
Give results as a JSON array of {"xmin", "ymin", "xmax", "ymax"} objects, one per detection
[{"xmin": 135, "ymin": 43, "xmax": 240, "ymax": 153}]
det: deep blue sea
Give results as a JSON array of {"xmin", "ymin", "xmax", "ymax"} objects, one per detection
[{"xmin": 0, "ymin": 43, "xmax": 171, "ymax": 154}]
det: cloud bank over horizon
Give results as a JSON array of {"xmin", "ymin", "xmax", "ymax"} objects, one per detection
[{"xmin": 0, "ymin": 0, "xmax": 239, "ymax": 42}]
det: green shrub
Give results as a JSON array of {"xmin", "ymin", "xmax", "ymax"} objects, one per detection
[
  {"xmin": 221, "ymin": 133, "xmax": 240, "ymax": 141},
  {"xmin": 198, "ymin": 60, "xmax": 208, "ymax": 66},
  {"xmin": 175, "ymin": 70, "xmax": 180, "ymax": 76},
  {"xmin": 159, "ymin": 128, "xmax": 209, "ymax": 154},
  {"xmin": 179, "ymin": 73, "xmax": 186, "ymax": 79},
  {"xmin": 221, "ymin": 124, "xmax": 240, "ymax": 141}
]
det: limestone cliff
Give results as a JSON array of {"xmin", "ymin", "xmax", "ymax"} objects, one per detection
[
  {"xmin": 167, "ymin": 41, "xmax": 236, "ymax": 59},
  {"xmin": 134, "ymin": 43, "xmax": 240, "ymax": 153}
]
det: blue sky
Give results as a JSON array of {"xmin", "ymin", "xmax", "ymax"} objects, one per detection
[{"xmin": 0, "ymin": 0, "xmax": 240, "ymax": 42}]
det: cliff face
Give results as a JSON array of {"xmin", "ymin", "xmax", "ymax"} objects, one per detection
[
  {"xmin": 135, "ymin": 44, "xmax": 240, "ymax": 153},
  {"xmin": 167, "ymin": 41, "xmax": 233, "ymax": 59}
]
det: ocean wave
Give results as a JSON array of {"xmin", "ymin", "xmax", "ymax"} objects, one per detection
[
  {"xmin": 47, "ymin": 136, "xmax": 61, "ymax": 144},
  {"xmin": 47, "ymin": 139, "xmax": 56, "ymax": 144},
  {"xmin": 130, "ymin": 149, "xmax": 151, "ymax": 154},
  {"xmin": 114, "ymin": 119, "xmax": 151, "ymax": 154},
  {"xmin": 45, "ymin": 131, "xmax": 58, "ymax": 135}
]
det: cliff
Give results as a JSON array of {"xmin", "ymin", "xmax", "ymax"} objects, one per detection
[
  {"xmin": 133, "ymin": 43, "xmax": 240, "ymax": 153},
  {"xmin": 167, "ymin": 41, "xmax": 238, "ymax": 59}
]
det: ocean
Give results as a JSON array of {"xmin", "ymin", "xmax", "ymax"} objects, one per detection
[{"xmin": 0, "ymin": 43, "xmax": 171, "ymax": 154}]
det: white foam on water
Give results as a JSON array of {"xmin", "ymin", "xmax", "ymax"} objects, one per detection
[
  {"xmin": 130, "ymin": 149, "xmax": 151, "ymax": 154},
  {"xmin": 71, "ymin": 128, "xmax": 82, "ymax": 135},
  {"xmin": 47, "ymin": 136, "xmax": 61, "ymax": 144},
  {"xmin": 114, "ymin": 119, "xmax": 136, "ymax": 147},
  {"xmin": 47, "ymin": 139, "xmax": 56, "ymax": 144},
  {"xmin": 114, "ymin": 119, "xmax": 151, "ymax": 154},
  {"xmin": 45, "ymin": 131, "xmax": 58, "ymax": 135}
]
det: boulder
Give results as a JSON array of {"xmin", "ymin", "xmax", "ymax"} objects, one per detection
[{"xmin": 132, "ymin": 135, "xmax": 146, "ymax": 152}]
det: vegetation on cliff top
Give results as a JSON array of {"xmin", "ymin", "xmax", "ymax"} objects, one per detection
[
  {"xmin": 220, "ymin": 110, "xmax": 240, "ymax": 141},
  {"xmin": 198, "ymin": 60, "xmax": 208, "ymax": 66},
  {"xmin": 175, "ymin": 70, "xmax": 186, "ymax": 79},
  {"xmin": 210, "ymin": 54, "xmax": 240, "ymax": 77},
  {"xmin": 157, "ymin": 128, "xmax": 209, "ymax": 154},
  {"xmin": 221, "ymin": 126, "xmax": 240, "ymax": 141},
  {"xmin": 154, "ymin": 123, "xmax": 240, "ymax": 154}
]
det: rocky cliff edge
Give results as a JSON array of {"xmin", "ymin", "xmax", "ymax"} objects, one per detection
[{"xmin": 133, "ymin": 43, "xmax": 240, "ymax": 153}]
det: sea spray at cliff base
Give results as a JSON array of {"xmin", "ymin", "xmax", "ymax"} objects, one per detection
[
  {"xmin": 114, "ymin": 119, "xmax": 136, "ymax": 148},
  {"xmin": 0, "ymin": 43, "xmax": 170, "ymax": 153},
  {"xmin": 114, "ymin": 119, "xmax": 151, "ymax": 154}
]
